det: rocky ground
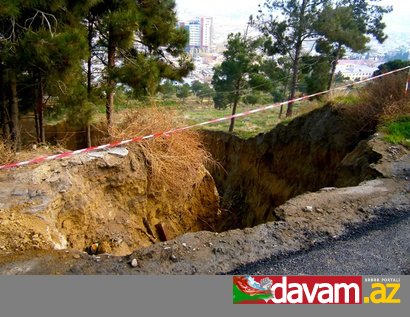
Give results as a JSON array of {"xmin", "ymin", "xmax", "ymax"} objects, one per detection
[{"xmin": 0, "ymin": 134, "xmax": 408, "ymax": 275}]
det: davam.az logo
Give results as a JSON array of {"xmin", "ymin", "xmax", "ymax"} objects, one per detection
[{"xmin": 233, "ymin": 276, "xmax": 401, "ymax": 304}]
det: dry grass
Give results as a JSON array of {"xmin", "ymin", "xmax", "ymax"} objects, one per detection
[
  {"xmin": 292, "ymin": 99, "xmax": 324, "ymax": 117},
  {"xmin": 0, "ymin": 140, "xmax": 15, "ymax": 165},
  {"xmin": 335, "ymin": 74, "xmax": 410, "ymax": 135},
  {"xmin": 359, "ymin": 73, "xmax": 409, "ymax": 120},
  {"xmin": 14, "ymin": 144, "xmax": 67, "ymax": 163},
  {"xmin": 379, "ymin": 99, "xmax": 410, "ymax": 123},
  {"xmin": 0, "ymin": 143, "xmax": 68, "ymax": 169},
  {"xmin": 110, "ymin": 107, "xmax": 215, "ymax": 201}
]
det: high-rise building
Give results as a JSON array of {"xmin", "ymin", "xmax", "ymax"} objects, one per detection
[
  {"xmin": 179, "ymin": 17, "xmax": 214, "ymax": 53},
  {"xmin": 200, "ymin": 17, "xmax": 213, "ymax": 52},
  {"xmin": 188, "ymin": 19, "xmax": 201, "ymax": 50}
]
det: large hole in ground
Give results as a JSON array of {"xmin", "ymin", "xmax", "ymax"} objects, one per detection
[
  {"xmin": 0, "ymin": 104, "xmax": 382, "ymax": 256},
  {"xmin": 203, "ymin": 104, "xmax": 382, "ymax": 231}
]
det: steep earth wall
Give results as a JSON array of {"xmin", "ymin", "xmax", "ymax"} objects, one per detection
[
  {"xmin": 0, "ymin": 104, "xmax": 409, "ymax": 274},
  {"xmin": 0, "ymin": 104, "xmax": 392, "ymax": 258},
  {"xmin": 0, "ymin": 148, "xmax": 220, "ymax": 256},
  {"xmin": 204, "ymin": 104, "xmax": 382, "ymax": 228}
]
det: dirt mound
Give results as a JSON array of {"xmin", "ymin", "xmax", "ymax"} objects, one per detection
[{"xmin": 0, "ymin": 147, "xmax": 220, "ymax": 256}]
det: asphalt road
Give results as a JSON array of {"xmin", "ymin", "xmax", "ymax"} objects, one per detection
[{"xmin": 230, "ymin": 212, "xmax": 410, "ymax": 275}]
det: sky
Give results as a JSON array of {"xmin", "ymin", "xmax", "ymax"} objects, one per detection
[
  {"xmin": 175, "ymin": 0, "xmax": 410, "ymax": 45},
  {"xmin": 175, "ymin": 0, "xmax": 262, "ymax": 29}
]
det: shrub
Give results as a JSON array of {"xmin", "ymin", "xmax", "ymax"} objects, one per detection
[
  {"xmin": 335, "ymin": 74, "xmax": 409, "ymax": 137},
  {"xmin": 359, "ymin": 73, "xmax": 408, "ymax": 119},
  {"xmin": 110, "ymin": 108, "xmax": 215, "ymax": 202}
]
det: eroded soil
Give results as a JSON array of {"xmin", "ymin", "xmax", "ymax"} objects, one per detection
[
  {"xmin": 0, "ymin": 135, "xmax": 408, "ymax": 275},
  {"xmin": 0, "ymin": 147, "xmax": 220, "ymax": 257}
]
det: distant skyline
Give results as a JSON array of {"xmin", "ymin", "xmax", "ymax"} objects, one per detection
[{"xmin": 175, "ymin": 0, "xmax": 410, "ymax": 47}]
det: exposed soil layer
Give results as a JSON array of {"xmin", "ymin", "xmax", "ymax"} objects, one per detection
[
  {"xmin": 0, "ymin": 173, "xmax": 408, "ymax": 275},
  {"xmin": 0, "ymin": 147, "xmax": 220, "ymax": 256},
  {"xmin": 0, "ymin": 104, "xmax": 408, "ymax": 274},
  {"xmin": 204, "ymin": 104, "xmax": 382, "ymax": 229}
]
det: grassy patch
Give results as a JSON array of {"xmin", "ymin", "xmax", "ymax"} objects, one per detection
[
  {"xmin": 176, "ymin": 99, "xmax": 324, "ymax": 139},
  {"xmin": 380, "ymin": 116, "xmax": 410, "ymax": 147},
  {"xmin": 89, "ymin": 91, "xmax": 330, "ymax": 139},
  {"xmin": 177, "ymin": 103, "xmax": 282, "ymax": 138},
  {"xmin": 328, "ymin": 91, "xmax": 361, "ymax": 106}
]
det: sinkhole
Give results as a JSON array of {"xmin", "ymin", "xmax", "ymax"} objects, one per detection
[{"xmin": 0, "ymin": 104, "xmax": 382, "ymax": 256}]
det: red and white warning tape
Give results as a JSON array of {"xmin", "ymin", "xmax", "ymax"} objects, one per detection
[{"xmin": 1, "ymin": 65, "xmax": 409, "ymax": 170}]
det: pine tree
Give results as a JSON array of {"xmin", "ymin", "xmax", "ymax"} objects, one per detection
[
  {"xmin": 16, "ymin": 1, "xmax": 89, "ymax": 143},
  {"xmin": 256, "ymin": 0, "xmax": 328, "ymax": 117},
  {"xmin": 212, "ymin": 33, "xmax": 267, "ymax": 132},
  {"xmin": 0, "ymin": 0, "xmax": 22, "ymax": 148},
  {"xmin": 191, "ymin": 81, "xmax": 215, "ymax": 104},
  {"xmin": 300, "ymin": 54, "xmax": 331, "ymax": 94},
  {"xmin": 89, "ymin": 0, "xmax": 193, "ymax": 128},
  {"xmin": 255, "ymin": 0, "xmax": 392, "ymax": 113},
  {"xmin": 0, "ymin": 1, "xmax": 97, "ymax": 147},
  {"xmin": 315, "ymin": 1, "xmax": 392, "ymax": 89},
  {"xmin": 176, "ymin": 83, "xmax": 190, "ymax": 103},
  {"xmin": 373, "ymin": 60, "xmax": 410, "ymax": 76},
  {"xmin": 160, "ymin": 80, "xmax": 177, "ymax": 98}
]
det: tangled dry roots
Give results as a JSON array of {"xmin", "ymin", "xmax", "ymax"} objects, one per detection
[
  {"xmin": 110, "ymin": 108, "xmax": 215, "ymax": 201},
  {"xmin": 0, "ymin": 140, "xmax": 15, "ymax": 165}
]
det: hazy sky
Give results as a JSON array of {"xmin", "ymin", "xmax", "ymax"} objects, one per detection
[{"xmin": 175, "ymin": 0, "xmax": 410, "ymax": 37}]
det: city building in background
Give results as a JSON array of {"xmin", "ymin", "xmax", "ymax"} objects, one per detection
[
  {"xmin": 188, "ymin": 19, "xmax": 201, "ymax": 50},
  {"xmin": 200, "ymin": 17, "xmax": 213, "ymax": 52},
  {"xmin": 179, "ymin": 17, "xmax": 214, "ymax": 53},
  {"xmin": 335, "ymin": 60, "xmax": 380, "ymax": 81}
]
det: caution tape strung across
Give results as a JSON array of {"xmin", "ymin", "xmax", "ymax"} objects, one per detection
[{"xmin": 1, "ymin": 65, "xmax": 409, "ymax": 170}]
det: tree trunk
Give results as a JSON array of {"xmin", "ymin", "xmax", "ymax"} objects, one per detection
[
  {"xmin": 106, "ymin": 30, "xmax": 116, "ymax": 129},
  {"xmin": 85, "ymin": 125, "xmax": 91, "ymax": 148},
  {"xmin": 86, "ymin": 17, "xmax": 93, "ymax": 147},
  {"xmin": 279, "ymin": 104, "xmax": 284, "ymax": 119},
  {"xmin": 36, "ymin": 77, "xmax": 45, "ymax": 144},
  {"xmin": 286, "ymin": 44, "xmax": 302, "ymax": 117},
  {"xmin": 9, "ymin": 70, "xmax": 20, "ymax": 150},
  {"xmin": 0, "ymin": 61, "xmax": 10, "ymax": 139},
  {"xmin": 327, "ymin": 43, "xmax": 342, "ymax": 90},
  {"xmin": 286, "ymin": 0, "xmax": 307, "ymax": 118},
  {"xmin": 229, "ymin": 80, "xmax": 242, "ymax": 132},
  {"xmin": 34, "ymin": 107, "xmax": 40, "ymax": 143},
  {"xmin": 229, "ymin": 98, "xmax": 238, "ymax": 133},
  {"xmin": 279, "ymin": 70, "xmax": 290, "ymax": 119},
  {"xmin": 87, "ymin": 17, "xmax": 93, "ymax": 98}
]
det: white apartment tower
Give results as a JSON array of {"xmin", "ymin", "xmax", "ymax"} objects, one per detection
[
  {"xmin": 200, "ymin": 17, "xmax": 213, "ymax": 52},
  {"xmin": 188, "ymin": 19, "xmax": 201, "ymax": 49},
  {"xmin": 183, "ymin": 17, "xmax": 213, "ymax": 53}
]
